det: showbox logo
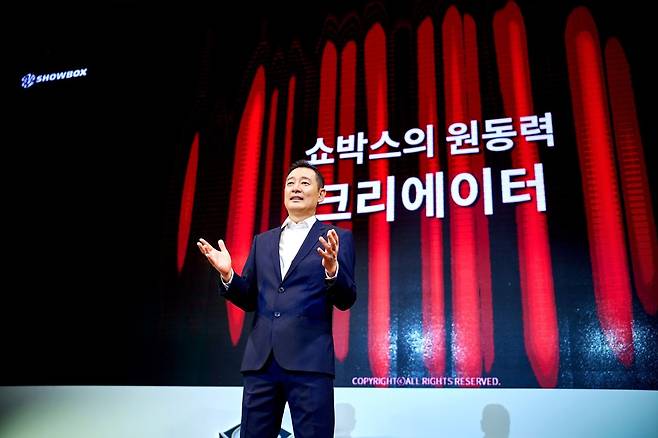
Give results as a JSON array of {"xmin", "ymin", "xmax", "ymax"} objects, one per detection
[{"xmin": 20, "ymin": 67, "xmax": 88, "ymax": 89}]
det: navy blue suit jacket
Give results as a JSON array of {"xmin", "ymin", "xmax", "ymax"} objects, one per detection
[{"xmin": 221, "ymin": 220, "xmax": 357, "ymax": 375}]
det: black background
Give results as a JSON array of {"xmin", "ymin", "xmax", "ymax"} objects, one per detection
[{"xmin": 5, "ymin": 0, "xmax": 656, "ymax": 387}]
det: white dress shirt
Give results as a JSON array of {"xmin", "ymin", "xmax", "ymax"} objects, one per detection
[
  {"xmin": 221, "ymin": 215, "xmax": 337, "ymax": 289},
  {"xmin": 279, "ymin": 215, "xmax": 317, "ymax": 278}
]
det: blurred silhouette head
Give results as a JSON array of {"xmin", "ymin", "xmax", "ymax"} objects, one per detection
[
  {"xmin": 481, "ymin": 403, "xmax": 510, "ymax": 438},
  {"xmin": 335, "ymin": 403, "xmax": 356, "ymax": 438}
]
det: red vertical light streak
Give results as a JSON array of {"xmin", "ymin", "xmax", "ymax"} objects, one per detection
[
  {"xmin": 334, "ymin": 41, "xmax": 357, "ymax": 362},
  {"xmin": 176, "ymin": 132, "xmax": 199, "ymax": 274},
  {"xmin": 281, "ymin": 75, "xmax": 297, "ymax": 222},
  {"xmin": 416, "ymin": 17, "xmax": 446, "ymax": 377},
  {"xmin": 494, "ymin": 2, "xmax": 559, "ymax": 386},
  {"xmin": 365, "ymin": 23, "xmax": 391, "ymax": 378},
  {"xmin": 225, "ymin": 66, "xmax": 267, "ymax": 346},
  {"xmin": 316, "ymin": 42, "xmax": 338, "ymax": 217},
  {"xmin": 442, "ymin": 7, "xmax": 482, "ymax": 380},
  {"xmin": 464, "ymin": 14, "xmax": 494, "ymax": 373},
  {"xmin": 565, "ymin": 8, "xmax": 634, "ymax": 366},
  {"xmin": 605, "ymin": 38, "xmax": 658, "ymax": 316},
  {"xmin": 260, "ymin": 89, "xmax": 279, "ymax": 233}
]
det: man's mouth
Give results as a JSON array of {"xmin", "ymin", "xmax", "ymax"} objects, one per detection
[{"xmin": 290, "ymin": 196, "xmax": 303, "ymax": 201}]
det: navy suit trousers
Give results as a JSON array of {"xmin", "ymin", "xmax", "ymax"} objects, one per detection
[{"xmin": 240, "ymin": 353, "xmax": 335, "ymax": 438}]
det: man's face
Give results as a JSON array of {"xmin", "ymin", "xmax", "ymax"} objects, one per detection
[{"xmin": 284, "ymin": 167, "xmax": 325, "ymax": 218}]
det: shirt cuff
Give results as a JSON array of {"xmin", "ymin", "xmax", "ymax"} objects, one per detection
[
  {"xmin": 220, "ymin": 269, "xmax": 234, "ymax": 289},
  {"xmin": 325, "ymin": 262, "xmax": 339, "ymax": 280}
]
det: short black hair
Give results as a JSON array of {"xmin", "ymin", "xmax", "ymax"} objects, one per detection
[{"xmin": 286, "ymin": 159, "xmax": 325, "ymax": 188}]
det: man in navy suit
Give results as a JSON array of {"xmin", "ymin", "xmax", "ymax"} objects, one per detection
[{"xmin": 198, "ymin": 159, "xmax": 357, "ymax": 438}]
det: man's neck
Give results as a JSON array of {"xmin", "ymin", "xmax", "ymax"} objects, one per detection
[{"xmin": 288, "ymin": 212, "xmax": 315, "ymax": 224}]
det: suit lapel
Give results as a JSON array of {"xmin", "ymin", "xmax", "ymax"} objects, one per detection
[
  {"xmin": 272, "ymin": 226, "xmax": 283, "ymax": 284},
  {"xmin": 282, "ymin": 220, "xmax": 327, "ymax": 283}
]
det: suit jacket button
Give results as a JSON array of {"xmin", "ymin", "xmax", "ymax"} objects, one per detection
[
  {"xmin": 278, "ymin": 287, "xmax": 285, "ymax": 293},
  {"xmin": 274, "ymin": 311, "xmax": 281, "ymax": 318}
]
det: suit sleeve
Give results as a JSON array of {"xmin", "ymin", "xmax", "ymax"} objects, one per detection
[
  {"xmin": 219, "ymin": 236, "xmax": 258, "ymax": 312},
  {"xmin": 327, "ymin": 229, "xmax": 357, "ymax": 311}
]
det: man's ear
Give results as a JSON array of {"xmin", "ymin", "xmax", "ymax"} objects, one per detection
[{"xmin": 318, "ymin": 187, "xmax": 326, "ymax": 204}]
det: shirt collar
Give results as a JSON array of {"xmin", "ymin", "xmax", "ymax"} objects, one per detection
[{"xmin": 281, "ymin": 215, "xmax": 317, "ymax": 230}]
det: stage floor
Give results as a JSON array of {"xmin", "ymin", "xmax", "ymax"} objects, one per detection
[{"xmin": 1, "ymin": 386, "xmax": 656, "ymax": 437}]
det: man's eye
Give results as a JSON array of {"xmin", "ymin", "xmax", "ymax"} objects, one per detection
[{"xmin": 302, "ymin": 181, "xmax": 310, "ymax": 185}]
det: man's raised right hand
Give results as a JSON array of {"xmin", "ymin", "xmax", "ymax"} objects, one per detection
[{"xmin": 197, "ymin": 238, "xmax": 232, "ymax": 281}]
